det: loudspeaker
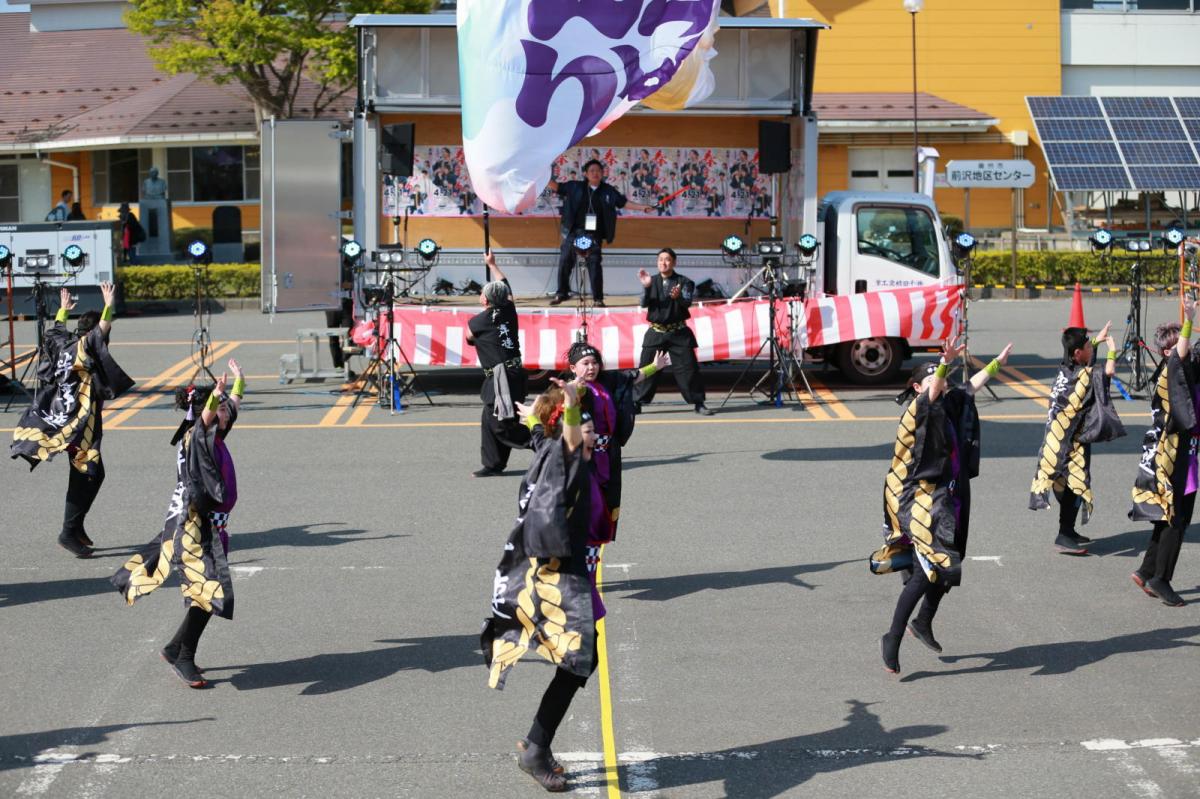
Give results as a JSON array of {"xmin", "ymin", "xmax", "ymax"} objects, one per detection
[
  {"xmin": 380, "ymin": 123, "xmax": 415, "ymax": 177},
  {"xmin": 758, "ymin": 120, "xmax": 791, "ymax": 175}
]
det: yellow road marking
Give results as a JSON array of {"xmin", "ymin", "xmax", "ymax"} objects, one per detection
[
  {"xmin": 807, "ymin": 376, "xmax": 856, "ymax": 420},
  {"xmin": 319, "ymin": 394, "xmax": 357, "ymax": 427},
  {"xmin": 343, "ymin": 400, "xmax": 376, "ymax": 427},
  {"xmin": 105, "ymin": 351, "xmax": 204, "ymax": 413},
  {"xmin": 970, "ymin": 356, "xmax": 1049, "ymax": 408},
  {"xmin": 1001, "ymin": 363, "xmax": 1053, "ymax": 396},
  {"xmin": 106, "ymin": 342, "xmax": 240, "ymax": 427},
  {"xmin": 595, "ymin": 551, "xmax": 621, "ymax": 799}
]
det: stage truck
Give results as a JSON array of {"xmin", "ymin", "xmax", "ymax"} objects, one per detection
[{"xmin": 259, "ymin": 13, "xmax": 961, "ymax": 385}]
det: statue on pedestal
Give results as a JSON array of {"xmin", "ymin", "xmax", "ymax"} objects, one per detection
[{"xmin": 139, "ymin": 166, "xmax": 174, "ymax": 262}]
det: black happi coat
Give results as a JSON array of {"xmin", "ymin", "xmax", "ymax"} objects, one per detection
[
  {"xmin": 877, "ymin": 388, "xmax": 980, "ymax": 587},
  {"xmin": 1029, "ymin": 361, "xmax": 1100, "ymax": 521},
  {"xmin": 111, "ymin": 417, "xmax": 235, "ymax": 619},
  {"xmin": 482, "ymin": 427, "xmax": 595, "ymax": 690},
  {"xmin": 1130, "ymin": 351, "xmax": 1199, "ymax": 524},
  {"xmin": 11, "ymin": 323, "xmax": 134, "ymax": 473}
]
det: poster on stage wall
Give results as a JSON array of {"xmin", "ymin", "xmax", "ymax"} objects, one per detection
[{"xmin": 382, "ymin": 145, "xmax": 776, "ymax": 220}]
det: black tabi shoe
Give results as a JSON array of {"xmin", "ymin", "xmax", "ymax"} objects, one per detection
[
  {"xmin": 1054, "ymin": 533, "xmax": 1089, "ymax": 556},
  {"xmin": 1064, "ymin": 530, "xmax": 1092, "ymax": 545},
  {"xmin": 548, "ymin": 295, "xmax": 567, "ymax": 306},
  {"xmin": 594, "ymin": 299, "xmax": 606, "ymax": 308},
  {"xmin": 472, "ymin": 467, "xmax": 504, "ymax": 478},
  {"xmin": 57, "ymin": 532, "xmax": 93, "ymax": 559},
  {"xmin": 517, "ymin": 738, "xmax": 563, "ymax": 775},
  {"xmin": 1131, "ymin": 571, "xmax": 1156, "ymax": 598},
  {"xmin": 907, "ymin": 620, "xmax": 943, "ymax": 654},
  {"xmin": 517, "ymin": 740, "xmax": 568, "ymax": 792},
  {"xmin": 694, "ymin": 403, "xmax": 715, "ymax": 416},
  {"xmin": 1146, "ymin": 578, "xmax": 1186, "ymax": 607},
  {"xmin": 160, "ymin": 645, "xmax": 205, "ymax": 674},
  {"xmin": 170, "ymin": 657, "xmax": 208, "ymax": 689},
  {"xmin": 880, "ymin": 633, "xmax": 901, "ymax": 674},
  {"xmin": 78, "ymin": 530, "xmax": 94, "ymax": 548}
]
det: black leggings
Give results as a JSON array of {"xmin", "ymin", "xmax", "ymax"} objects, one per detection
[
  {"xmin": 1140, "ymin": 489, "xmax": 1196, "ymax": 582},
  {"xmin": 63, "ymin": 460, "xmax": 105, "ymax": 539},
  {"xmin": 527, "ymin": 632, "xmax": 599, "ymax": 748},
  {"xmin": 888, "ymin": 569, "xmax": 947, "ymax": 638},
  {"xmin": 167, "ymin": 606, "xmax": 212, "ymax": 660}
]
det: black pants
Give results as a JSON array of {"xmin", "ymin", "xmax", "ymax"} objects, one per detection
[
  {"xmin": 167, "ymin": 605, "xmax": 212, "ymax": 661},
  {"xmin": 528, "ymin": 630, "xmax": 599, "ymax": 748},
  {"xmin": 556, "ymin": 229, "xmax": 603, "ymax": 301},
  {"xmin": 1057, "ymin": 487, "xmax": 1082, "ymax": 537},
  {"xmin": 1140, "ymin": 488, "xmax": 1196, "ymax": 582},
  {"xmin": 888, "ymin": 568, "xmax": 947, "ymax": 637},
  {"xmin": 481, "ymin": 369, "xmax": 529, "ymax": 471},
  {"xmin": 325, "ymin": 305, "xmax": 351, "ymax": 369},
  {"xmin": 63, "ymin": 459, "xmax": 104, "ymax": 540},
  {"xmin": 634, "ymin": 330, "xmax": 705, "ymax": 406}
]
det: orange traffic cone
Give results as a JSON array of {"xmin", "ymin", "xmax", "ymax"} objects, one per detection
[{"xmin": 1066, "ymin": 282, "xmax": 1087, "ymax": 330}]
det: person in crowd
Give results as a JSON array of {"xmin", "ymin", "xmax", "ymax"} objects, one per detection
[
  {"xmin": 118, "ymin": 202, "xmax": 146, "ymax": 265},
  {"xmin": 467, "ymin": 251, "xmax": 530, "ymax": 477},
  {"xmin": 547, "ymin": 160, "xmax": 655, "ymax": 308},
  {"xmin": 633, "ymin": 248, "xmax": 712, "ymax": 415},
  {"xmin": 874, "ymin": 338, "xmax": 1011, "ymax": 674},
  {"xmin": 1129, "ymin": 297, "xmax": 1198, "ymax": 607},
  {"xmin": 111, "ymin": 359, "xmax": 245, "ymax": 689},
  {"xmin": 45, "ymin": 190, "xmax": 72, "ymax": 222},
  {"xmin": 11, "ymin": 282, "xmax": 133, "ymax": 557}
]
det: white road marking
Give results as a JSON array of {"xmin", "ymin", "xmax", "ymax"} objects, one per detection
[
  {"xmin": 1108, "ymin": 752, "xmax": 1165, "ymax": 799},
  {"xmin": 969, "ymin": 556, "xmax": 1003, "ymax": 566}
]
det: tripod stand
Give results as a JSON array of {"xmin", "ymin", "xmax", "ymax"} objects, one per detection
[
  {"xmin": 349, "ymin": 276, "xmax": 433, "ymax": 412},
  {"xmin": 189, "ymin": 263, "xmax": 216, "ymax": 384},
  {"xmin": 720, "ymin": 261, "xmax": 810, "ymax": 408},
  {"xmin": 574, "ymin": 244, "xmax": 594, "ymax": 343},
  {"xmin": 2, "ymin": 273, "xmax": 55, "ymax": 411},
  {"xmin": 1117, "ymin": 258, "xmax": 1160, "ymax": 396},
  {"xmin": 953, "ymin": 258, "xmax": 998, "ymax": 400}
]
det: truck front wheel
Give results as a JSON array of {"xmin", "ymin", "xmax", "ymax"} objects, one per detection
[{"xmin": 837, "ymin": 337, "xmax": 902, "ymax": 385}]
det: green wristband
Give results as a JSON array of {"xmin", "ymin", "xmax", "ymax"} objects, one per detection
[
  {"xmin": 232, "ymin": 377, "xmax": 245, "ymax": 397},
  {"xmin": 204, "ymin": 392, "xmax": 221, "ymax": 412},
  {"xmin": 100, "ymin": 306, "xmax": 113, "ymax": 322},
  {"xmin": 562, "ymin": 405, "xmax": 582, "ymax": 426},
  {"xmin": 640, "ymin": 363, "xmax": 658, "ymax": 378},
  {"xmin": 985, "ymin": 359, "xmax": 1000, "ymax": 377},
  {"xmin": 55, "ymin": 308, "xmax": 69, "ymax": 323},
  {"xmin": 524, "ymin": 414, "xmax": 539, "ymax": 432},
  {"xmin": 934, "ymin": 363, "xmax": 949, "ymax": 379},
  {"xmin": 1107, "ymin": 350, "xmax": 1118, "ymax": 361},
  {"xmin": 1183, "ymin": 320, "xmax": 1193, "ymax": 339},
  {"xmin": 1090, "ymin": 337, "xmax": 1100, "ymax": 347}
]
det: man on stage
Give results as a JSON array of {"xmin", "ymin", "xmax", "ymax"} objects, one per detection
[
  {"xmin": 633, "ymin": 248, "xmax": 713, "ymax": 415},
  {"xmin": 548, "ymin": 160, "xmax": 655, "ymax": 308}
]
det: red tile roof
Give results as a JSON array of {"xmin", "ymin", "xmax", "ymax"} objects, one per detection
[
  {"xmin": 0, "ymin": 12, "xmax": 348, "ymax": 148},
  {"xmin": 813, "ymin": 92, "xmax": 994, "ymax": 123}
]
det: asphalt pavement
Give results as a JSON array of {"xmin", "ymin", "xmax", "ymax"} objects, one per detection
[{"xmin": 1, "ymin": 295, "xmax": 1198, "ymax": 798}]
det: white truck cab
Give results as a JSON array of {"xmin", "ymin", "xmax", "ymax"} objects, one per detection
[{"xmin": 812, "ymin": 191, "xmax": 961, "ymax": 384}]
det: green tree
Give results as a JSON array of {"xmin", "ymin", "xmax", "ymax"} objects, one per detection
[{"xmin": 126, "ymin": 0, "xmax": 434, "ymax": 121}]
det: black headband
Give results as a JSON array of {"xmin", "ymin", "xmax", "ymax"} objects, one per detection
[{"xmin": 569, "ymin": 344, "xmax": 602, "ymax": 365}]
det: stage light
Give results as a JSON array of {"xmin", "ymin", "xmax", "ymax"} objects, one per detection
[
  {"xmin": 416, "ymin": 238, "xmax": 440, "ymax": 261},
  {"xmin": 721, "ymin": 235, "xmax": 745, "ymax": 256},
  {"xmin": 1164, "ymin": 225, "xmax": 1186, "ymax": 251},
  {"xmin": 187, "ymin": 240, "xmax": 211, "ymax": 264},
  {"xmin": 374, "ymin": 245, "xmax": 404, "ymax": 265},
  {"xmin": 62, "ymin": 244, "xmax": 85, "ymax": 267},
  {"xmin": 951, "ymin": 231, "xmax": 977, "ymax": 264},
  {"xmin": 340, "ymin": 239, "xmax": 363, "ymax": 261},
  {"xmin": 757, "ymin": 238, "xmax": 784, "ymax": 256},
  {"xmin": 1123, "ymin": 238, "xmax": 1150, "ymax": 253},
  {"xmin": 0, "ymin": 245, "xmax": 10, "ymax": 268},
  {"xmin": 572, "ymin": 234, "xmax": 595, "ymax": 254},
  {"xmin": 1089, "ymin": 229, "xmax": 1113, "ymax": 252},
  {"xmin": 797, "ymin": 234, "xmax": 819, "ymax": 258}
]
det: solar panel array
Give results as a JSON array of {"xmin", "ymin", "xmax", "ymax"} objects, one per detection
[{"xmin": 1026, "ymin": 96, "xmax": 1200, "ymax": 191}]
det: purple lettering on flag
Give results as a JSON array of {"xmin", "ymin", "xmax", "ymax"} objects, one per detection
[
  {"xmin": 515, "ymin": 41, "xmax": 618, "ymax": 144},
  {"xmin": 527, "ymin": 0, "xmax": 641, "ymax": 40}
]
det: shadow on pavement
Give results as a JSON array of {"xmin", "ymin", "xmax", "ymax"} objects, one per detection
[
  {"xmin": 231, "ymin": 522, "xmax": 407, "ymax": 552},
  {"xmin": 604, "ymin": 560, "xmax": 854, "ymax": 602},
  {"xmin": 1085, "ymin": 529, "xmax": 1150, "ymax": 558},
  {"xmin": 606, "ymin": 699, "xmax": 981, "ymax": 798},
  {"xmin": 0, "ymin": 719, "xmax": 213, "ymax": 771},
  {"xmin": 902, "ymin": 625, "xmax": 1200, "ymax": 682},
  {"xmin": 0, "ymin": 576, "xmax": 115, "ymax": 609},
  {"xmin": 222, "ymin": 634, "xmax": 480, "ymax": 695}
]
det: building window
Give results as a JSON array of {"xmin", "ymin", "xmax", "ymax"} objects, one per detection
[
  {"xmin": 1062, "ymin": 1, "xmax": 1196, "ymax": 10},
  {"xmin": 167, "ymin": 147, "xmax": 193, "ymax": 202},
  {"xmin": 165, "ymin": 146, "xmax": 257, "ymax": 202},
  {"xmin": 856, "ymin": 206, "xmax": 941, "ymax": 277},
  {"xmin": 0, "ymin": 164, "xmax": 18, "ymax": 222},
  {"xmin": 92, "ymin": 149, "xmax": 152, "ymax": 204}
]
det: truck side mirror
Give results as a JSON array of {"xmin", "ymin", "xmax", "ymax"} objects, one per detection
[{"xmin": 854, "ymin": 279, "xmax": 867, "ymax": 294}]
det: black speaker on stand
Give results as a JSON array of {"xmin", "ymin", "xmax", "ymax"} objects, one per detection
[
  {"xmin": 381, "ymin": 123, "xmax": 415, "ymax": 177},
  {"xmin": 758, "ymin": 120, "xmax": 791, "ymax": 175}
]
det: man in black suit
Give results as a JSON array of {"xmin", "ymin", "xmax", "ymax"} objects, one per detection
[{"xmin": 548, "ymin": 159, "xmax": 655, "ymax": 307}]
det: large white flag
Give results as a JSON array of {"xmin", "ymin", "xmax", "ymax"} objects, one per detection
[{"xmin": 457, "ymin": 0, "xmax": 720, "ymax": 214}]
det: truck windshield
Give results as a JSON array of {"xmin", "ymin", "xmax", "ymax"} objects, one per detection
[{"xmin": 856, "ymin": 207, "xmax": 940, "ymax": 277}]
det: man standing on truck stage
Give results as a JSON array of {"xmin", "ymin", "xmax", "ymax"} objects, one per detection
[
  {"xmin": 633, "ymin": 248, "xmax": 713, "ymax": 415},
  {"xmin": 548, "ymin": 160, "xmax": 655, "ymax": 308}
]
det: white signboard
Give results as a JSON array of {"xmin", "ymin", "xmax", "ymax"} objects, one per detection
[{"xmin": 945, "ymin": 160, "xmax": 1035, "ymax": 189}]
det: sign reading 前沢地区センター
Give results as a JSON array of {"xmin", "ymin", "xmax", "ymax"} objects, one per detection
[{"xmin": 945, "ymin": 160, "xmax": 1036, "ymax": 189}]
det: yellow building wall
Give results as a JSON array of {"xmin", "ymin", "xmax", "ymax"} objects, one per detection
[
  {"xmin": 380, "ymin": 113, "xmax": 775, "ymax": 250},
  {"xmin": 788, "ymin": 0, "xmax": 1062, "ymax": 229}
]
